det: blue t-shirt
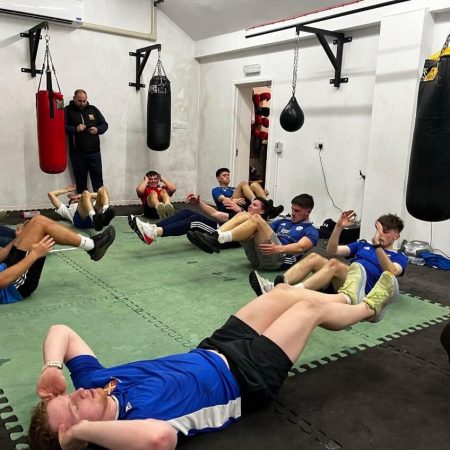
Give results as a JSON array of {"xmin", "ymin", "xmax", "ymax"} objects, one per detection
[
  {"xmin": 270, "ymin": 219, "xmax": 319, "ymax": 267},
  {"xmin": 66, "ymin": 348, "xmax": 241, "ymax": 436},
  {"xmin": 347, "ymin": 241, "xmax": 408, "ymax": 293},
  {"xmin": 0, "ymin": 263, "xmax": 23, "ymax": 304},
  {"xmin": 211, "ymin": 186, "xmax": 236, "ymax": 213}
]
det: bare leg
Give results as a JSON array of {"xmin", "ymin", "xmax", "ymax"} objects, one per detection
[
  {"xmin": 94, "ymin": 186, "xmax": 110, "ymax": 212},
  {"xmin": 235, "ymin": 284, "xmax": 362, "ymax": 339},
  {"xmin": 13, "ymin": 215, "xmax": 81, "ymax": 250},
  {"xmin": 147, "ymin": 191, "xmax": 160, "ymax": 208},
  {"xmin": 159, "ymin": 190, "xmax": 171, "ymax": 206},
  {"xmin": 220, "ymin": 213, "xmax": 272, "ymax": 242},
  {"xmin": 262, "ymin": 296, "xmax": 373, "ymax": 363},
  {"xmin": 219, "ymin": 211, "xmax": 251, "ymax": 232},
  {"xmin": 302, "ymin": 258, "xmax": 349, "ymax": 291},
  {"xmin": 249, "ymin": 181, "xmax": 267, "ymax": 198},
  {"xmin": 232, "ymin": 182, "xmax": 254, "ymax": 202},
  {"xmin": 283, "ymin": 253, "xmax": 329, "ymax": 284},
  {"xmin": 77, "ymin": 191, "xmax": 95, "ymax": 219}
]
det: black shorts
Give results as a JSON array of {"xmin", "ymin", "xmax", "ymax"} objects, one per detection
[
  {"xmin": 143, "ymin": 204, "xmax": 159, "ymax": 219},
  {"xmin": 197, "ymin": 315, "xmax": 292, "ymax": 411},
  {"xmin": 5, "ymin": 246, "xmax": 46, "ymax": 298}
]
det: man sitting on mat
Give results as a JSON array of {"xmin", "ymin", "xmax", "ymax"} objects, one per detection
[
  {"xmin": 187, "ymin": 193, "xmax": 319, "ymax": 271},
  {"xmin": 28, "ymin": 262, "xmax": 398, "ymax": 450},
  {"xmin": 48, "ymin": 184, "xmax": 115, "ymax": 232},
  {"xmin": 249, "ymin": 210, "xmax": 407, "ymax": 297},
  {"xmin": 137, "ymin": 171, "xmax": 177, "ymax": 219},
  {"xmin": 212, "ymin": 167, "xmax": 283, "ymax": 218},
  {"xmin": 0, "ymin": 215, "xmax": 115, "ymax": 304},
  {"xmin": 128, "ymin": 194, "xmax": 268, "ymax": 246}
]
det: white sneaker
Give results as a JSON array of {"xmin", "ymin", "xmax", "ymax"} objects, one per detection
[
  {"xmin": 128, "ymin": 215, "xmax": 157, "ymax": 245},
  {"xmin": 249, "ymin": 270, "xmax": 274, "ymax": 296}
]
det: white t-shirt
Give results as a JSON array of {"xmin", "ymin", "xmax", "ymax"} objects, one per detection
[{"xmin": 54, "ymin": 203, "xmax": 78, "ymax": 223}]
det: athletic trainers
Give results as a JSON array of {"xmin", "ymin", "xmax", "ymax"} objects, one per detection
[
  {"xmin": 103, "ymin": 207, "xmax": 116, "ymax": 227},
  {"xmin": 92, "ymin": 212, "xmax": 104, "ymax": 231},
  {"xmin": 337, "ymin": 262, "xmax": 367, "ymax": 305},
  {"xmin": 128, "ymin": 215, "xmax": 157, "ymax": 245},
  {"xmin": 156, "ymin": 203, "xmax": 166, "ymax": 219},
  {"xmin": 274, "ymin": 274, "xmax": 286, "ymax": 286},
  {"xmin": 249, "ymin": 270, "xmax": 274, "ymax": 296},
  {"xmin": 186, "ymin": 230, "xmax": 220, "ymax": 253},
  {"xmin": 88, "ymin": 226, "xmax": 116, "ymax": 261},
  {"xmin": 267, "ymin": 204, "xmax": 284, "ymax": 219},
  {"xmin": 164, "ymin": 203, "xmax": 175, "ymax": 217},
  {"xmin": 364, "ymin": 271, "xmax": 399, "ymax": 323}
]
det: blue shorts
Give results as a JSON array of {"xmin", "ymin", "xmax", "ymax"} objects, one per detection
[{"xmin": 73, "ymin": 211, "xmax": 93, "ymax": 229}]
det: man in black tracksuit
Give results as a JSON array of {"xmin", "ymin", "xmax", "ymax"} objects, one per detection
[{"xmin": 65, "ymin": 89, "xmax": 109, "ymax": 193}]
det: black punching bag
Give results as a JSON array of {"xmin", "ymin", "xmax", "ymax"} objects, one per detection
[
  {"xmin": 280, "ymin": 30, "xmax": 305, "ymax": 132},
  {"xmin": 147, "ymin": 57, "xmax": 171, "ymax": 151},
  {"xmin": 280, "ymin": 96, "xmax": 304, "ymax": 132},
  {"xmin": 406, "ymin": 48, "xmax": 450, "ymax": 222}
]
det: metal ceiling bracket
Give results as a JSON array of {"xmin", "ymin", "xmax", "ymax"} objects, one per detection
[
  {"xmin": 20, "ymin": 21, "xmax": 49, "ymax": 77},
  {"xmin": 296, "ymin": 24, "xmax": 351, "ymax": 88},
  {"xmin": 129, "ymin": 43, "xmax": 161, "ymax": 90}
]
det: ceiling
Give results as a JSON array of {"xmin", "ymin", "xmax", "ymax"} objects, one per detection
[{"xmin": 156, "ymin": 0, "xmax": 362, "ymax": 41}]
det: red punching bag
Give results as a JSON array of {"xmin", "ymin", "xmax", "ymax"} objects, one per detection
[
  {"xmin": 36, "ymin": 89, "xmax": 66, "ymax": 173},
  {"xmin": 36, "ymin": 36, "xmax": 67, "ymax": 174}
]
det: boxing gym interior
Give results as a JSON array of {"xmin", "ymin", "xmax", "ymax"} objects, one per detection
[{"xmin": 0, "ymin": 1, "xmax": 449, "ymax": 449}]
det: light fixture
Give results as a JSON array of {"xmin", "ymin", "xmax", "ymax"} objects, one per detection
[{"xmin": 243, "ymin": 64, "xmax": 261, "ymax": 75}]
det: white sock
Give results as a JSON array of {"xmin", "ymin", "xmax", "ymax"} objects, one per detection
[
  {"xmin": 78, "ymin": 235, "xmax": 94, "ymax": 251},
  {"xmin": 293, "ymin": 282, "xmax": 305, "ymax": 289},
  {"xmin": 218, "ymin": 231, "xmax": 232, "ymax": 244},
  {"xmin": 88, "ymin": 210, "xmax": 95, "ymax": 219},
  {"xmin": 342, "ymin": 294, "xmax": 351, "ymax": 305},
  {"xmin": 102, "ymin": 205, "xmax": 109, "ymax": 212}
]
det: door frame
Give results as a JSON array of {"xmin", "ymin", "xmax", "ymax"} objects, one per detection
[{"xmin": 231, "ymin": 76, "xmax": 275, "ymax": 196}]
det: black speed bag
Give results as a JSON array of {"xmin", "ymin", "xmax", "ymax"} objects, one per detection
[{"xmin": 280, "ymin": 96, "xmax": 304, "ymax": 132}]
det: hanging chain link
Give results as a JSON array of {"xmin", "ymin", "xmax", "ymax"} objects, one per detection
[
  {"xmin": 37, "ymin": 32, "xmax": 61, "ymax": 92},
  {"xmin": 153, "ymin": 48, "xmax": 167, "ymax": 78},
  {"xmin": 438, "ymin": 30, "xmax": 450, "ymax": 59},
  {"xmin": 291, "ymin": 30, "xmax": 301, "ymax": 97}
]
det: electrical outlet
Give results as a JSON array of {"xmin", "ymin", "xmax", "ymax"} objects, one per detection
[{"xmin": 314, "ymin": 141, "xmax": 323, "ymax": 150}]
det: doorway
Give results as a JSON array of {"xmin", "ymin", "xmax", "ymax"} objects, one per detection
[{"xmin": 232, "ymin": 80, "xmax": 272, "ymax": 191}]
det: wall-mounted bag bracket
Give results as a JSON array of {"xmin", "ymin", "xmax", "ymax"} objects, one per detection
[
  {"xmin": 20, "ymin": 21, "xmax": 49, "ymax": 77},
  {"xmin": 129, "ymin": 43, "xmax": 161, "ymax": 90}
]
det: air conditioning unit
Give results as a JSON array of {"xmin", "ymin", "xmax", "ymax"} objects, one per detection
[{"xmin": 0, "ymin": 0, "xmax": 84, "ymax": 26}]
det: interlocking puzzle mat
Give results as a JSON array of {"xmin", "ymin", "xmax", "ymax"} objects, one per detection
[{"xmin": 1, "ymin": 217, "xmax": 449, "ymax": 449}]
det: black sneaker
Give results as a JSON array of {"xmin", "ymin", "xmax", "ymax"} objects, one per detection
[
  {"xmin": 187, "ymin": 230, "xmax": 220, "ymax": 254},
  {"xmin": 88, "ymin": 226, "xmax": 116, "ymax": 261},
  {"xmin": 103, "ymin": 207, "xmax": 116, "ymax": 227},
  {"xmin": 274, "ymin": 274, "xmax": 286, "ymax": 286},
  {"xmin": 93, "ymin": 212, "xmax": 104, "ymax": 231},
  {"xmin": 267, "ymin": 205, "xmax": 284, "ymax": 219}
]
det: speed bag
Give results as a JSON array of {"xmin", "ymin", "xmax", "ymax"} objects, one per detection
[
  {"xmin": 36, "ymin": 90, "xmax": 67, "ymax": 174},
  {"xmin": 147, "ymin": 75, "xmax": 171, "ymax": 151},
  {"xmin": 280, "ymin": 96, "xmax": 304, "ymax": 132},
  {"xmin": 406, "ymin": 55, "xmax": 450, "ymax": 222}
]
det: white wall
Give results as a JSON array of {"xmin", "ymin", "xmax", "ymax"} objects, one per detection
[
  {"xmin": 195, "ymin": 1, "xmax": 450, "ymax": 254},
  {"xmin": 0, "ymin": 10, "xmax": 199, "ymax": 209}
]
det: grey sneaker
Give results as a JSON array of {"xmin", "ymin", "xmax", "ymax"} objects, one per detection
[
  {"xmin": 156, "ymin": 203, "xmax": 166, "ymax": 219},
  {"xmin": 364, "ymin": 271, "xmax": 399, "ymax": 323},
  {"xmin": 249, "ymin": 270, "xmax": 274, "ymax": 296},
  {"xmin": 337, "ymin": 262, "xmax": 367, "ymax": 305},
  {"xmin": 88, "ymin": 226, "xmax": 116, "ymax": 261}
]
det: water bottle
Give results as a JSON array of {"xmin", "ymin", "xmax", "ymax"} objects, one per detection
[
  {"xmin": 20, "ymin": 211, "xmax": 40, "ymax": 219},
  {"xmin": 408, "ymin": 255, "xmax": 425, "ymax": 266}
]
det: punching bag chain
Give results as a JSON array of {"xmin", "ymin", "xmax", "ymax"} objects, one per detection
[
  {"xmin": 153, "ymin": 49, "xmax": 167, "ymax": 79},
  {"xmin": 291, "ymin": 30, "xmax": 301, "ymax": 97},
  {"xmin": 37, "ymin": 34, "xmax": 61, "ymax": 92}
]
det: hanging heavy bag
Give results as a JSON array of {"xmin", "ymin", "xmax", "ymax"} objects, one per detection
[
  {"xmin": 406, "ymin": 35, "xmax": 450, "ymax": 222},
  {"xmin": 36, "ymin": 35, "xmax": 66, "ymax": 174},
  {"xmin": 147, "ymin": 54, "xmax": 171, "ymax": 151},
  {"xmin": 280, "ymin": 30, "xmax": 305, "ymax": 132}
]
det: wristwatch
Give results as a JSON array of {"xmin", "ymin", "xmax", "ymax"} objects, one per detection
[
  {"xmin": 373, "ymin": 244, "xmax": 382, "ymax": 249},
  {"xmin": 41, "ymin": 360, "xmax": 63, "ymax": 373}
]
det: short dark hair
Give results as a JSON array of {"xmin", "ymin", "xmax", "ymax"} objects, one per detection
[
  {"xmin": 253, "ymin": 196, "xmax": 269, "ymax": 220},
  {"xmin": 146, "ymin": 170, "xmax": 158, "ymax": 178},
  {"xmin": 215, "ymin": 168, "xmax": 230, "ymax": 178},
  {"xmin": 377, "ymin": 213, "xmax": 404, "ymax": 233},
  {"xmin": 28, "ymin": 401, "xmax": 61, "ymax": 450},
  {"xmin": 73, "ymin": 89, "xmax": 87, "ymax": 97},
  {"xmin": 291, "ymin": 193, "xmax": 314, "ymax": 210}
]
